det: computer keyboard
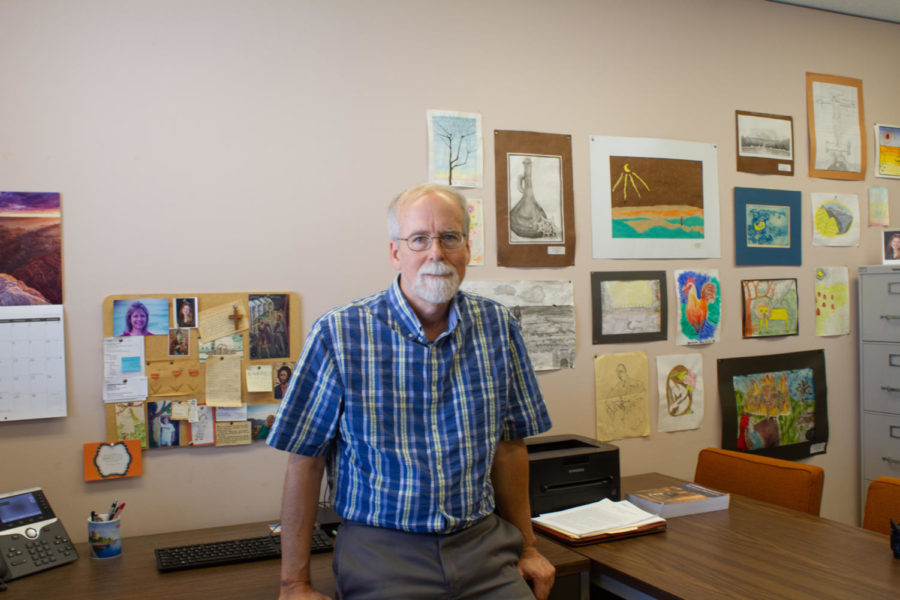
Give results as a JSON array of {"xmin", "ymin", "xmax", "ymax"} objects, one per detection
[{"xmin": 154, "ymin": 530, "xmax": 334, "ymax": 572}]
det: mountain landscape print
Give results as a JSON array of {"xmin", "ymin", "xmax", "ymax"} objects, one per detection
[{"xmin": 0, "ymin": 192, "xmax": 62, "ymax": 305}]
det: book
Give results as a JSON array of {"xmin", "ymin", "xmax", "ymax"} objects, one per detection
[
  {"xmin": 531, "ymin": 498, "xmax": 666, "ymax": 545},
  {"xmin": 625, "ymin": 483, "xmax": 729, "ymax": 518}
]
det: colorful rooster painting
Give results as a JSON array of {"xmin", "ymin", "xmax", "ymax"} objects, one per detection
[{"xmin": 675, "ymin": 269, "xmax": 720, "ymax": 345}]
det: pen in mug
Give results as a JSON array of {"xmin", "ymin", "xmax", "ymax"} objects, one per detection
[
  {"xmin": 111, "ymin": 502, "xmax": 126, "ymax": 520},
  {"xmin": 108, "ymin": 499, "xmax": 118, "ymax": 517}
]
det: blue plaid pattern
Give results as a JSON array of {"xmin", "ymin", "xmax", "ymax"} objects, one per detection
[{"xmin": 267, "ymin": 277, "xmax": 551, "ymax": 533}]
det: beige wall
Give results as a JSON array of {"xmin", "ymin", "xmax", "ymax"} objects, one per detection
[{"xmin": 1, "ymin": 0, "xmax": 897, "ymax": 541}]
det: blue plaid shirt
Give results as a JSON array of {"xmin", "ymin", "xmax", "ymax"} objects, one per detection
[{"xmin": 267, "ymin": 277, "xmax": 551, "ymax": 533}]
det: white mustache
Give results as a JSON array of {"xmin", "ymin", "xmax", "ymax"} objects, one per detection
[{"xmin": 418, "ymin": 262, "xmax": 453, "ymax": 276}]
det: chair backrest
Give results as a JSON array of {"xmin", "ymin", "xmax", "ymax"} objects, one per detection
[
  {"xmin": 693, "ymin": 447, "xmax": 824, "ymax": 515},
  {"xmin": 862, "ymin": 477, "xmax": 900, "ymax": 535}
]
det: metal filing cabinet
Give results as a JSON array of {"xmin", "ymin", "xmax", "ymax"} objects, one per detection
[{"xmin": 858, "ymin": 265, "xmax": 900, "ymax": 520}]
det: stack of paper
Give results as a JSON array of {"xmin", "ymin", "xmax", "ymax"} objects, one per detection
[{"xmin": 531, "ymin": 498, "xmax": 666, "ymax": 544}]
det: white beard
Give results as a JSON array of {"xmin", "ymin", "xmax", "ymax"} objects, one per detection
[{"xmin": 411, "ymin": 261, "xmax": 460, "ymax": 304}]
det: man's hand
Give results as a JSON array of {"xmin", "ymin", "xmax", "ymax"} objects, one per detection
[
  {"xmin": 517, "ymin": 545, "xmax": 556, "ymax": 600},
  {"xmin": 278, "ymin": 581, "xmax": 332, "ymax": 600}
]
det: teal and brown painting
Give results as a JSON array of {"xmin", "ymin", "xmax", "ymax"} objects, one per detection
[
  {"xmin": 609, "ymin": 156, "xmax": 703, "ymax": 239},
  {"xmin": 0, "ymin": 192, "xmax": 62, "ymax": 305}
]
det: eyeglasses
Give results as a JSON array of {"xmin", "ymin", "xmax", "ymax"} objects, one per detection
[{"xmin": 395, "ymin": 232, "xmax": 467, "ymax": 252}]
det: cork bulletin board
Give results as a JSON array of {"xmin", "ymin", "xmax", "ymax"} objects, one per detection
[{"xmin": 102, "ymin": 292, "xmax": 301, "ymax": 450}]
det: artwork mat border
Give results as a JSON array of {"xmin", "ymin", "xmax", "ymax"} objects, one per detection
[
  {"xmin": 590, "ymin": 270, "xmax": 668, "ymax": 344},
  {"xmin": 494, "ymin": 130, "xmax": 575, "ymax": 267},
  {"xmin": 806, "ymin": 72, "xmax": 866, "ymax": 181},
  {"xmin": 717, "ymin": 349, "xmax": 828, "ymax": 460},
  {"xmin": 589, "ymin": 136, "xmax": 720, "ymax": 259},
  {"xmin": 735, "ymin": 110, "xmax": 794, "ymax": 176},
  {"xmin": 740, "ymin": 277, "xmax": 800, "ymax": 338},
  {"xmin": 734, "ymin": 187, "xmax": 802, "ymax": 266}
]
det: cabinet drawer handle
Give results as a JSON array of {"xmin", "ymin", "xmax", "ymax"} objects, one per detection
[
  {"xmin": 883, "ymin": 456, "xmax": 900, "ymax": 465},
  {"xmin": 889, "ymin": 282, "xmax": 900, "ymax": 295},
  {"xmin": 880, "ymin": 386, "xmax": 900, "ymax": 392},
  {"xmin": 891, "ymin": 355, "xmax": 900, "ymax": 367},
  {"xmin": 881, "ymin": 315, "xmax": 900, "ymax": 320},
  {"xmin": 892, "ymin": 426, "xmax": 900, "ymax": 439}
]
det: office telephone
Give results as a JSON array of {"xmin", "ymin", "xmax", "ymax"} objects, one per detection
[{"xmin": 0, "ymin": 487, "xmax": 78, "ymax": 581}]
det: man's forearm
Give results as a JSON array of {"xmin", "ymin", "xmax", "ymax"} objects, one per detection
[
  {"xmin": 279, "ymin": 453, "xmax": 327, "ymax": 591},
  {"xmin": 491, "ymin": 439, "xmax": 537, "ymax": 547}
]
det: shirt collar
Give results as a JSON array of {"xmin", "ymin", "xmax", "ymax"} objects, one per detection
[{"xmin": 387, "ymin": 275, "xmax": 461, "ymax": 342}]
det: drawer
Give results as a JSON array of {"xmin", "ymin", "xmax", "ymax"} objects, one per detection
[
  {"xmin": 860, "ymin": 343, "xmax": 900, "ymax": 414},
  {"xmin": 861, "ymin": 412, "xmax": 900, "ymax": 480},
  {"xmin": 860, "ymin": 274, "xmax": 900, "ymax": 342}
]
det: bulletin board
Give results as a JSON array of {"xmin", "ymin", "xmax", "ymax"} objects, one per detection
[{"xmin": 102, "ymin": 292, "xmax": 301, "ymax": 450}]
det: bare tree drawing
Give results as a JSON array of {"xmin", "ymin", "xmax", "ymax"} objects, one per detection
[{"xmin": 434, "ymin": 117, "xmax": 476, "ymax": 186}]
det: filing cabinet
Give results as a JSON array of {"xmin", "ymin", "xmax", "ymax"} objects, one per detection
[{"xmin": 858, "ymin": 266, "xmax": 900, "ymax": 520}]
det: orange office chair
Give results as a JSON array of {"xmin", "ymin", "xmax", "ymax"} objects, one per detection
[
  {"xmin": 693, "ymin": 447, "xmax": 824, "ymax": 515},
  {"xmin": 862, "ymin": 477, "xmax": 900, "ymax": 535}
]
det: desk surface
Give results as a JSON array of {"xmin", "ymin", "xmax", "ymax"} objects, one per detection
[
  {"xmin": 581, "ymin": 473, "xmax": 900, "ymax": 600},
  {"xmin": 2, "ymin": 519, "xmax": 588, "ymax": 599}
]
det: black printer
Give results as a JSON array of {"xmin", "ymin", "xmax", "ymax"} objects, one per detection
[{"xmin": 524, "ymin": 434, "xmax": 620, "ymax": 516}]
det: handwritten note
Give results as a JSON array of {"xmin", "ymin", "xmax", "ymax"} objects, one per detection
[
  {"xmin": 205, "ymin": 355, "xmax": 242, "ymax": 407},
  {"xmin": 246, "ymin": 364, "xmax": 273, "ymax": 392}
]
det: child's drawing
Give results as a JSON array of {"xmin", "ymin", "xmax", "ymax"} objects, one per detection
[
  {"xmin": 814, "ymin": 267, "xmax": 849, "ymax": 336},
  {"xmin": 741, "ymin": 278, "xmax": 798, "ymax": 338},
  {"xmin": 674, "ymin": 269, "xmax": 720, "ymax": 345}
]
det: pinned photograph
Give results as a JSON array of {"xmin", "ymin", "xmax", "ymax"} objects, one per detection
[
  {"xmin": 113, "ymin": 298, "xmax": 170, "ymax": 337},
  {"xmin": 174, "ymin": 297, "xmax": 198, "ymax": 328}
]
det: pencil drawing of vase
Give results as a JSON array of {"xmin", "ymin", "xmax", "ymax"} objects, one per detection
[{"xmin": 510, "ymin": 157, "xmax": 557, "ymax": 238}]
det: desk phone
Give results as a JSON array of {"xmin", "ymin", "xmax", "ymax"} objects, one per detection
[{"xmin": 0, "ymin": 487, "xmax": 78, "ymax": 581}]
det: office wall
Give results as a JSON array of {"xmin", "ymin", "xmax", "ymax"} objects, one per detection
[{"xmin": 1, "ymin": 0, "xmax": 897, "ymax": 540}]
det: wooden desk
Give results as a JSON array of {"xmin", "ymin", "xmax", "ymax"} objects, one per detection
[
  {"xmin": 2, "ymin": 520, "xmax": 588, "ymax": 599},
  {"xmin": 580, "ymin": 473, "xmax": 900, "ymax": 600}
]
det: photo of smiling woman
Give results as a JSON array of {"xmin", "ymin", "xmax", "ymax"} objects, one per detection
[{"xmin": 113, "ymin": 298, "xmax": 170, "ymax": 337}]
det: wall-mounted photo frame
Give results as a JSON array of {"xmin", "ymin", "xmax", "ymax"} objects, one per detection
[
  {"xmin": 882, "ymin": 229, "xmax": 900, "ymax": 264},
  {"xmin": 806, "ymin": 72, "xmax": 866, "ymax": 181},
  {"xmin": 590, "ymin": 271, "xmax": 667, "ymax": 344},
  {"xmin": 494, "ymin": 130, "xmax": 575, "ymax": 267},
  {"xmin": 740, "ymin": 278, "xmax": 799, "ymax": 338},
  {"xmin": 735, "ymin": 110, "xmax": 793, "ymax": 176},
  {"xmin": 734, "ymin": 187, "xmax": 801, "ymax": 266},
  {"xmin": 717, "ymin": 350, "xmax": 828, "ymax": 460},
  {"xmin": 874, "ymin": 123, "xmax": 900, "ymax": 179}
]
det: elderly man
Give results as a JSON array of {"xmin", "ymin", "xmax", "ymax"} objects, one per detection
[{"xmin": 267, "ymin": 183, "xmax": 554, "ymax": 599}]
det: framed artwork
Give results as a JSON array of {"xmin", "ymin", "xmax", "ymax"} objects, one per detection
[
  {"xmin": 674, "ymin": 269, "xmax": 720, "ymax": 346},
  {"xmin": 740, "ymin": 278, "xmax": 799, "ymax": 338},
  {"xmin": 734, "ymin": 187, "xmax": 801, "ymax": 266},
  {"xmin": 735, "ymin": 110, "xmax": 794, "ymax": 176},
  {"xmin": 426, "ymin": 109, "xmax": 483, "ymax": 188},
  {"xmin": 882, "ymin": 229, "xmax": 900, "ymax": 264},
  {"xmin": 806, "ymin": 72, "xmax": 866, "ymax": 181},
  {"xmin": 589, "ymin": 136, "xmax": 720, "ymax": 259},
  {"xmin": 874, "ymin": 123, "xmax": 900, "ymax": 179},
  {"xmin": 494, "ymin": 130, "xmax": 574, "ymax": 267},
  {"xmin": 717, "ymin": 350, "xmax": 829, "ymax": 460},
  {"xmin": 590, "ymin": 271, "xmax": 667, "ymax": 344}
]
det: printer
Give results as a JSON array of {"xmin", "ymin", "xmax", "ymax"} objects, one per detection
[{"xmin": 524, "ymin": 434, "xmax": 620, "ymax": 516}]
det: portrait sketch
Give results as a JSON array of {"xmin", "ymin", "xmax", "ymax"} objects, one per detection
[{"xmin": 594, "ymin": 351, "xmax": 650, "ymax": 442}]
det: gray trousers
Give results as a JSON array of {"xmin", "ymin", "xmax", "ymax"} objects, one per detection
[{"xmin": 333, "ymin": 513, "xmax": 535, "ymax": 600}]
